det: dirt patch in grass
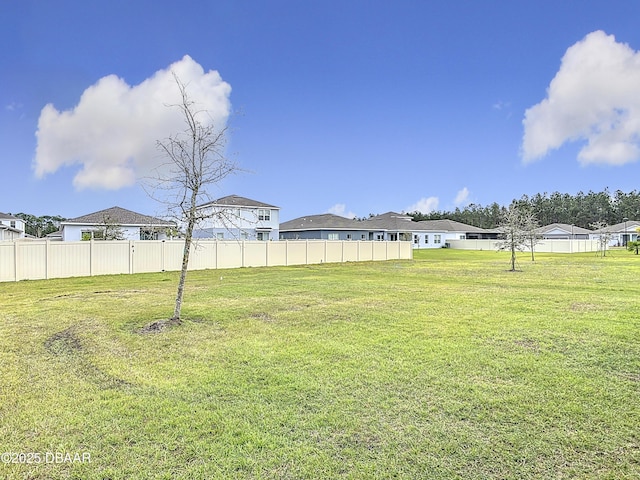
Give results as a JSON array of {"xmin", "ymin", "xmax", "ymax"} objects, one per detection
[
  {"xmin": 48, "ymin": 289, "xmax": 147, "ymax": 300},
  {"xmin": 138, "ymin": 318, "xmax": 182, "ymax": 334},
  {"xmin": 569, "ymin": 302, "xmax": 600, "ymax": 312},
  {"xmin": 44, "ymin": 326, "xmax": 132, "ymax": 390},
  {"xmin": 249, "ymin": 312, "xmax": 275, "ymax": 322},
  {"xmin": 44, "ymin": 326, "xmax": 83, "ymax": 356}
]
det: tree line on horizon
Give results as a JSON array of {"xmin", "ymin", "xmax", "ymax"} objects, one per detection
[
  {"xmin": 409, "ymin": 189, "xmax": 640, "ymax": 230},
  {"xmin": 12, "ymin": 213, "xmax": 66, "ymax": 238}
]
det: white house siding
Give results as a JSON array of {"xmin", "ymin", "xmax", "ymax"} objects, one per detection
[
  {"xmin": 411, "ymin": 230, "xmax": 453, "ymax": 249},
  {"xmin": 62, "ymin": 224, "xmax": 159, "ymax": 241},
  {"xmin": 0, "ymin": 218, "xmax": 25, "ymax": 240},
  {"xmin": 195, "ymin": 206, "xmax": 280, "ymax": 241}
]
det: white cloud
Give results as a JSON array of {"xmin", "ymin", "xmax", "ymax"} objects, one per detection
[
  {"xmin": 454, "ymin": 187, "xmax": 470, "ymax": 206},
  {"xmin": 406, "ymin": 197, "xmax": 439, "ymax": 214},
  {"xmin": 327, "ymin": 203, "xmax": 356, "ymax": 219},
  {"xmin": 522, "ymin": 31, "xmax": 640, "ymax": 166},
  {"xmin": 33, "ymin": 55, "xmax": 232, "ymax": 190}
]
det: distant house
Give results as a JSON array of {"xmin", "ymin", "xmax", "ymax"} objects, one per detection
[
  {"xmin": 535, "ymin": 223, "xmax": 591, "ymax": 240},
  {"xmin": 279, "ymin": 213, "xmax": 374, "ymax": 241},
  {"xmin": 416, "ymin": 218, "xmax": 499, "ymax": 245},
  {"xmin": 590, "ymin": 220, "xmax": 640, "ymax": 247},
  {"xmin": 60, "ymin": 206, "xmax": 175, "ymax": 241},
  {"xmin": 0, "ymin": 212, "xmax": 25, "ymax": 241},
  {"xmin": 279, "ymin": 211, "xmax": 495, "ymax": 248},
  {"xmin": 193, "ymin": 195, "xmax": 280, "ymax": 241}
]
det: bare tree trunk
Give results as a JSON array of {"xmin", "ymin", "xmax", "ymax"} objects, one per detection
[{"xmin": 171, "ymin": 181, "xmax": 199, "ymax": 322}]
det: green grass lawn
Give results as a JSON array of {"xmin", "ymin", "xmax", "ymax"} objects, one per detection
[{"xmin": 1, "ymin": 249, "xmax": 639, "ymax": 479}]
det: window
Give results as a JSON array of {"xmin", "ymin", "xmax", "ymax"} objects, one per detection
[
  {"xmin": 424, "ymin": 235, "xmax": 429, "ymax": 244},
  {"xmin": 414, "ymin": 235, "xmax": 419, "ymax": 244},
  {"xmin": 434, "ymin": 234, "xmax": 441, "ymax": 244},
  {"xmin": 140, "ymin": 230, "xmax": 159, "ymax": 240},
  {"xmin": 361, "ymin": 234, "xmax": 366, "ymax": 240},
  {"xmin": 257, "ymin": 232, "xmax": 269, "ymax": 241},
  {"xmin": 257, "ymin": 209, "xmax": 271, "ymax": 221},
  {"xmin": 216, "ymin": 232, "xmax": 224, "ymax": 240},
  {"xmin": 459, "ymin": 234, "xmax": 466, "ymax": 240},
  {"xmin": 328, "ymin": 233, "xmax": 339, "ymax": 240},
  {"xmin": 346, "ymin": 234, "xmax": 352, "ymax": 240},
  {"xmin": 81, "ymin": 231, "xmax": 93, "ymax": 241},
  {"xmin": 10, "ymin": 221, "xmax": 16, "ymax": 228}
]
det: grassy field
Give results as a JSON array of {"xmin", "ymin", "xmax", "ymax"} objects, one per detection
[{"xmin": 0, "ymin": 249, "xmax": 639, "ymax": 479}]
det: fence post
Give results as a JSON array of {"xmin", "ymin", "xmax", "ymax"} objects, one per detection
[
  {"xmin": 13, "ymin": 241, "xmax": 18, "ymax": 282},
  {"xmin": 129, "ymin": 241, "xmax": 134, "ymax": 274},
  {"xmin": 89, "ymin": 240, "xmax": 93, "ymax": 277},
  {"xmin": 161, "ymin": 240, "xmax": 165, "ymax": 272},
  {"xmin": 45, "ymin": 240, "xmax": 50, "ymax": 279}
]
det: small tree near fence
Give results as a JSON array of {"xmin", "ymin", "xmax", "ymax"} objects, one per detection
[
  {"xmin": 148, "ymin": 74, "xmax": 239, "ymax": 326},
  {"xmin": 496, "ymin": 205, "xmax": 538, "ymax": 271},
  {"xmin": 590, "ymin": 221, "xmax": 613, "ymax": 257}
]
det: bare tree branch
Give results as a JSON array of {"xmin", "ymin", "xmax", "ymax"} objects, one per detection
[{"xmin": 145, "ymin": 73, "xmax": 240, "ymax": 324}]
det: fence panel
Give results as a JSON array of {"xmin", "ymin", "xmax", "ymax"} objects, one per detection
[
  {"xmin": 267, "ymin": 242, "xmax": 288, "ymax": 266},
  {"xmin": 49, "ymin": 242, "xmax": 91, "ymax": 278},
  {"xmin": 242, "ymin": 241, "xmax": 268, "ymax": 267},
  {"xmin": 16, "ymin": 242, "xmax": 47, "ymax": 280},
  {"xmin": 0, "ymin": 243, "xmax": 15, "ymax": 281},
  {"xmin": 92, "ymin": 241, "xmax": 132, "ymax": 276},
  {"xmin": 132, "ymin": 241, "xmax": 164, "ymax": 273}
]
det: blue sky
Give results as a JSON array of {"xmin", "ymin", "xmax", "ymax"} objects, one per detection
[{"xmin": 3, "ymin": 1, "xmax": 640, "ymax": 222}]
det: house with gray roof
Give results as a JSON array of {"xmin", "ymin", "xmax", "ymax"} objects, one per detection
[
  {"xmin": 193, "ymin": 195, "xmax": 280, "ymax": 241},
  {"xmin": 60, "ymin": 206, "xmax": 175, "ymax": 241},
  {"xmin": 0, "ymin": 212, "xmax": 25, "ymax": 241},
  {"xmin": 279, "ymin": 214, "xmax": 377, "ymax": 241},
  {"xmin": 590, "ymin": 219, "xmax": 640, "ymax": 247},
  {"xmin": 279, "ymin": 211, "xmax": 496, "ymax": 248},
  {"xmin": 535, "ymin": 223, "xmax": 591, "ymax": 240}
]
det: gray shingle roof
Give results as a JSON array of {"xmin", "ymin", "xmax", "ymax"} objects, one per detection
[
  {"xmin": 280, "ymin": 214, "xmax": 362, "ymax": 231},
  {"xmin": 535, "ymin": 223, "xmax": 591, "ymax": 235},
  {"xmin": 592, "ymin": 220, "xmax": 640, "ymax": 233},
  {"xmin": 63, "ymin": 206, "xmax": 174, "ymax": 226},
  {"xmin": 417, "ymin": 219, "xmax": 494, "ymax": 233},
  {"xmin": 0, "ymin": 212, "xmax": 20, "ymax": 220},
  {"xmin": 280, "ymin": 212, "xmax": 494, "ymax": 234},
  {"xmin": 198, "ymin": 195, "xmax": 278, "ymax": 209}
]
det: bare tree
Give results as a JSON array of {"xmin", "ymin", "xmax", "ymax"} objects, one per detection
[
  {"xmin": 590, "ymin": 221, "xmax": 613, "ymax": 257},
  {"xmin": 523, "ymin": 213, "xmax": 541, "ymax": 261},
  {"xmin": 496, "ymin": 205, "xmax": 537, "ymax": 271},
  {"xmin": 149, "ymin": 74, "xmax": 238, "ymax": 324}
]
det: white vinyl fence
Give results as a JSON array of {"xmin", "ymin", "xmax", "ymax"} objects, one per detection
[
  {"xmin": 0, "ymin": 240, "xmax": 413, "ymax": 282},
  {"xmin": 447, "ymin": 239, "xmax": 601, "ymax": 253}
]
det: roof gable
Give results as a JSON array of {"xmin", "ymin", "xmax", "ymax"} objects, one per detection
[
  {"xmin": 198, "ymin": 195, "xmax": 279, "ymax": 209},
  {"xmin": 0, "ymin": 212, "xmax": 20, "ymax": 220},
  {"xmin": 280, "ymin": 214, "xmax": 361, "ymax": 231},
  {"xmin": 418, "ymin": 219, "xmax": 490, "ymax": 233},
  {"xmin": 536, "ymin": 223, "xmax": 591, "ymax": 235},
  {"xmin": 63, "ymin": 206, "xmax": 174, "ymax": 226}
]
